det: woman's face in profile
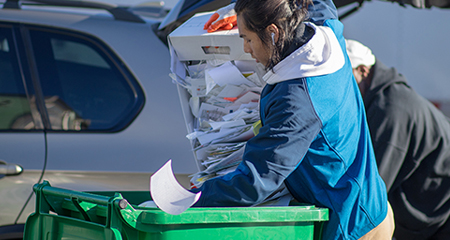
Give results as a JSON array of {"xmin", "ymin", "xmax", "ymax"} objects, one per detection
[{"xmin": 237, "ymin": 16, "xmax": 271, "ymax": 67}]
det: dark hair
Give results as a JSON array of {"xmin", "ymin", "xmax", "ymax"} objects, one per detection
[{"xmin": 235, "ymin": 0, "xmax": 311, "ymax": 70}]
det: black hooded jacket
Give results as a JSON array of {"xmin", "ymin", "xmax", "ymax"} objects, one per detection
[{"xmin": 363, "ymin": 60, "xmax": 450, "ymax": 239}]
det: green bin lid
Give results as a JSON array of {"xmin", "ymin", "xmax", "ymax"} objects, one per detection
[{"xmin": 139, "ymin": 205, "xmax": 328, "ymax": 225}]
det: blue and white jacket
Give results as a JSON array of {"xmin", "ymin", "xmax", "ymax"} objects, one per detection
[{"xmin": 192, "ymin": 1, "xmax": 388, "ymax": 239}]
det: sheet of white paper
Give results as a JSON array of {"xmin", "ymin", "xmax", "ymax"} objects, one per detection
[
  {"xmin": 201, "ymin": 125, "xmax": 253, "ymax": 145},
  {"xmin": 205, "ymin": 71, "xmax": 217, "ymax": 95},
  {"xmin": 221, "ymin": 92, "xmax": 260, "ymax": 114},
  {"xmin": 209, "ymin": 119, "xmax": 246, "ymax": 130},
  {"xmin": 207, "ymin": 58, "xmax": 229, "ymax": 67},
  {"xmin": 234, "ymin": 60, "xmax": 259, "ymax": 72},
  {"xmin": 205, "ymin": 96, "xmax": 232, "ymax": 108},
  {"xmin": 198, "ymin": 103, "xmax": 230, "ymax": 121},
  {"xmin": 203, "ymin": 145, "xmax": 245, "ymax": 174},
  {"xmin": 197, "ymin": 124, "xmax": 249, "ymax": 146},
  {"xmin": 239, "ymin": 101, "xmax": 259, "ymax": 110},
  {"xmin": 188, "ymin": 77, "xmax": 206, "ymax": 97},
  {"xmin": 189, "ymin": 96, "xmax": 201, "ymax": 118},
  {"xmin": 207, "ymin": 61, "xmax": 256, "ymax": 87},
  {"xmin": 187, "ymin": 63, "xmax": 207, "ymax": 78},
  {"xmin": 194, "ymin": 142, "xmax": 245, "ymax": 161},
  {"xmin": 234, "ymin": 91, "xmax": 260, "ymax": 105},
  {"xmin": 169, "ymin": 41, "xmax": 186, "ymax": 81},
  {"xmin": 186, "ymin": 130, "xmax": 207, "ymax": 141},
  {"xmin": 197, "ymin": 129, "xmax": 230, "ymax": 146},
  {"xmin": 223, "ymin": 104, "xmax": 242, "ymax": 114},
  {"xmin": 217, "ymin": 85, "xmax": 245, "ymax": 98},
  {"xmin": 222, "ymin": 108, "xmax": 256, "ymax": 121},
  {"xmin": 247, "ymin": 86, "xmax": 264, "ymax": 93},
  {"xmin": 234, "ymin": 60, "xmax": 267, "ymax": 85},
  {"xmin": 220, "ymin": 125, "xmax": 255, "ymax": 143},
  {"xmin": 150, "ymin": 159, "xmax": 202, "ymax": 215},
  {"xmin": 246, "ymin": 73, "xmax": 264, "ymax": 87}
]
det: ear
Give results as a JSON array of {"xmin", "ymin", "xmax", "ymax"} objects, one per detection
[
  {"xmin": 266, "ymin": 24, "xmax": 279, "ymax": 43},
  {"xmin": 356, "ymin": 65, "xmax": 371, "ymax": 78}
]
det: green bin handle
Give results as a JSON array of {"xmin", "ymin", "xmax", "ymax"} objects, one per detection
[
  {"xmin": 33, "ymin": 180, "xmax": 113, "ymax": 206},
  {"xmin": 32, "ymin": 180, "xmax": 129, "ymax": 227}
]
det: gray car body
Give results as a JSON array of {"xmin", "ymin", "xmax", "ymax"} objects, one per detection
[{"xmin": 0, "ymin": 3, "xmax": 197, "ymax": 236}]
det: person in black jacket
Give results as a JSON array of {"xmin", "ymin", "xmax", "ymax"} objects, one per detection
[{"xmin": 346, "ymin": 39, "xmax": 450, "ymax": 240}]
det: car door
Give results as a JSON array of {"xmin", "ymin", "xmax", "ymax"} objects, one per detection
[
  {"xmin": 16, "ymin": 19, "xmax": 196, "ymax": 174},
  {"xmin": 0, "ymin": 23, "xmax": 47, "ymax": 229},
  {"xmin": 0, "ymin": 18, "xmax": 196, "ymax": 235}
]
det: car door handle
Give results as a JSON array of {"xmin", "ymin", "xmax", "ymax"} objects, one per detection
[{"xmin": 0, "ymin": 160, "xmax": 23, "ymax": 176}]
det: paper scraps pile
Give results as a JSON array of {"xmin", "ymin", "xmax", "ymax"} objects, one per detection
[{"xmin": 172, "ymin": 59, "xmax": 266, "ymax": 188}]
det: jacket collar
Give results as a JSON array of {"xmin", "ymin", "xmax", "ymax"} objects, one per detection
[{"xmin": 263, "ymin": 22, "xmax": 345, "ymax": 84}]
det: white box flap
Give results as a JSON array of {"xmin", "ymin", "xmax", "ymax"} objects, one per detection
[{"xmin": 168, "ymin": 12, "xmax": 253, "ymax": 61}]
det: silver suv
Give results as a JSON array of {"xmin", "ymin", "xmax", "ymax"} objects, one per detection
[{"xmin": 0, "ymin": 0, "xmax": 215, "ymax": 238}]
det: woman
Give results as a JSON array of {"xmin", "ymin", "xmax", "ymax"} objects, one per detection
[{"xmin": 191, "ymin": 0, "xmax": 394, "ymax": 239}]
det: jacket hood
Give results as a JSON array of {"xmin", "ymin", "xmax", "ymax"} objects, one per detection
[
  {"xmin": 263, "ymin": 22, "xmax": 345, "ymax": 84},
  {"xmin": 363, "ymin": 60, "xmax": 409, "ymax": 106}
]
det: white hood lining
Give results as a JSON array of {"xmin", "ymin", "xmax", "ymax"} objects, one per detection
[{"xmin": 263, "ymin": 22, "xmax": 345, "ymax": 84}]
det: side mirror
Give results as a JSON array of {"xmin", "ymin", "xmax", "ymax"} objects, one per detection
[{"xmin": 0, "ymin": 160, "xmax": 23, "ymax": 176}]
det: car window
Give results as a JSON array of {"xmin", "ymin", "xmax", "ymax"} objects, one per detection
[
  {"xmin": 0, "ymin": 26, "xmax": 35, "ymax": 130},
  {"xmin": 28, "ymin": 28, "xmax": 144, "ymax": 131}
]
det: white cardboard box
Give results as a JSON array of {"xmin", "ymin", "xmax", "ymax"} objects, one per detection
[
  {"xmin": 168, "ymin": 12, "xmax": 253, "ymax": 61},
  {"xmin": 168, "ymin": 12, "xmax": 265, "ymax": 176}
]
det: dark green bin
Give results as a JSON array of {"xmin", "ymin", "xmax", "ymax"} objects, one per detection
[{"xmin": 24, "ymin": 181, "xmax": 328, "ymax": 240}]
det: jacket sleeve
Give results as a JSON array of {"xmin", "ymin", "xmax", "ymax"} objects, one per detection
[
  {"xmin": 191, "ymin": 81, "xmax": 322, "ymax": 207},
  {"xmin": 308, "ymin": 0, "xmax": 338, "ymax": 25}
]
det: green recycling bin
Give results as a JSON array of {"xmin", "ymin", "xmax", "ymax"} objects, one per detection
[{"xmin": 24, "ymin": 181, "xmax": 328, "ymax": 240}]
